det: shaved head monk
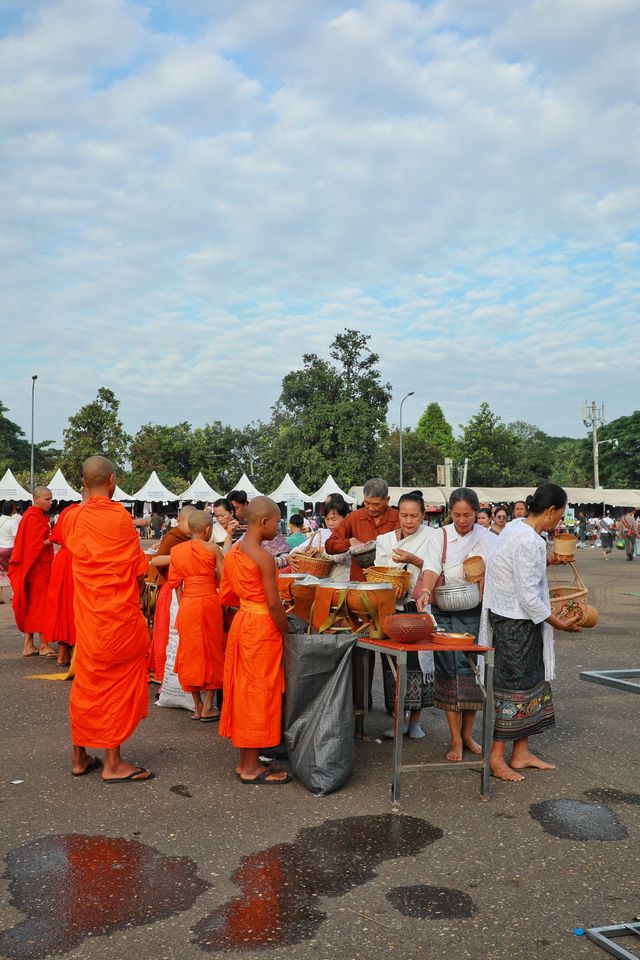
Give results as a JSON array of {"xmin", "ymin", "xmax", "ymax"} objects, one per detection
[
  {"xmin": 63, "ymin": 456, "xmax": 154, "ymax": 782},
  {"xmin": 219, "ymin": 496, "xmax": 290, "ymax": 784},
  {"xmin": 9, "ymin": 485, "xmax": 55, "ymax": 657}
]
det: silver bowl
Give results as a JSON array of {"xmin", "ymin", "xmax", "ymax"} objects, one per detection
[{"xmin": 433, "ymin": 581, "xmax": 480, "ymax": 612}]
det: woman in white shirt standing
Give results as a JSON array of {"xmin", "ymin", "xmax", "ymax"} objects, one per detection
[
  {"xmin": 481, "ymin": 483, "xmax": 581, "ymax": 783},
  {"xmin": 418, "ymin": 488, "xmax": 497, "ymax": 761},
  {"xmin": 375, "ymin": 490, "xmax": 436, "ymax": 739},
  {"xmin": 0, "ymin": 501, "xmax": 21, "ymax": 603}
]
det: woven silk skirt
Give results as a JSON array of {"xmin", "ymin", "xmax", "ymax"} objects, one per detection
[
  {"xmin": 489, "ymin": 612, "xmax": 555, "ymax": 741},
  {"xmin": 432, "ymin": 605, "xmax": 483, "ymax": 712}
]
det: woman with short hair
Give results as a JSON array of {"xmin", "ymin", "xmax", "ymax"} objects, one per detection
[{"xmin": 481, "ymin": 483, "xmax": 582, "ymax": 782}]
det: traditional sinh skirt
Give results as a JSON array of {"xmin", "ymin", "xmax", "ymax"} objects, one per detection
[
  {"xmin": 382, "ymin": 649, "xmax": 435, "ymax": 713},
  {"xmin": 489, "ymin": 612, "xmax": 555, "ymax": 741},
  {"xmin": 432, "ymin": 605, "xmax": 483, "ymax": 713}
]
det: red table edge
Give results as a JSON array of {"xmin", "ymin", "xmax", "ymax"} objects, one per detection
[{"xmin": 355, "ymin": 639, "xmax": 494, "ymax": 653}]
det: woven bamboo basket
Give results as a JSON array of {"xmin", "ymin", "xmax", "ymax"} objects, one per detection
[
  {"xmin": 549, "ymin": 561, "xmax": 588, "ymax": 617},
  {"xmin": 293, "ymin": 529, "xmax": 334, "ymax": 578},
  {"xmin": 463, "ymin": 555, "xmax": 485, "ymax": 582},
  {"xmin": 365, "ymin": 565, "xmax": 411, "ymax": 595},
  {"xmin": 553, "ymin": 533, "xmax": 577, "ymax": 560}
]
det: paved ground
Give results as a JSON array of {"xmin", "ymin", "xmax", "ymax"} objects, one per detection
[{"xmin": 1, "ymin": 547, "xmax": 639, "ymax": 960}]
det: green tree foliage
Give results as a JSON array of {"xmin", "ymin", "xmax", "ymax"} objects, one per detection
[
  {"xmin": 265, "ymin": 330, "xmax": 392, "ymax": 491},
  {"xmin": 581, "ymin": 411, "xmax": 640, "ymax": 487},
  {"xmin": 377, "ymin": 429, "xmax": 440, "ymax": 487},
  {"xmin": 61, "ymin": 387, "xmax": 130, "ymax": 486},
  {"xmin": 459, "ymin": 402, "xmax": 521, "ymax": 485},
  {"xmin": 0, "ymin": 401, "xmax": 61, "ymax": 480},
  {"xmin": 416, "ymin": 402, "xmax": 457, "ymax": 460},
  {"xmin": 129, "ymin": 421, "xmax": 194, "ymax": 488}
]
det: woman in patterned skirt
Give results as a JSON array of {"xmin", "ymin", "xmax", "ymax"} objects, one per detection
[{"xmin": 481, "ymin": 483, "xmax": 582, "ymax": 783}]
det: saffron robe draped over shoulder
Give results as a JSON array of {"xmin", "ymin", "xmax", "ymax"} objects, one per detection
[
  {"xmin": 218, "ymin": 546, "xmax": 284, "ymax": 748},
  {"xmin": 64, "ymin": 497, "xmax": 150, "ymax": 749},
  {"xmin": 8, "ymin": 506, "xmax": 53, "ymax": 633},
  {"xmin": 166, "ymin": 540, "xmax": 224, "ymax": 692},
  {"xmin": 43, "ymin": 503, "xmax": 79, "ymax": 647}
]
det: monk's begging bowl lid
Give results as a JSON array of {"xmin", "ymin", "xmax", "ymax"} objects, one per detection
[{"xmin": 432, "ymin": 631, "xmax": 476, "ymax": 646}]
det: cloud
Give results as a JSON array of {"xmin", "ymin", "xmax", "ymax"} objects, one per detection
[{"xmin": 2, "ymin": 0, "xmax": 639, "ymax": 452}]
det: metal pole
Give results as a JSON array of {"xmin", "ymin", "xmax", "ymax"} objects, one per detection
[
  {"xmin": 399, "ymin": 391, "xmax": 414, "ymax": 489},
  {"xmin": 592, "ymin": 414, "xmax": 600, "ymax": 488},
  {"xmin": 30, "ymin": 374, "xmax": 38, "ymax": 493}
]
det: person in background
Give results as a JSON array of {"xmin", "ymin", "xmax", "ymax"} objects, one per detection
[
  {"xmin": 476, "ymin": 508, "xmax": 492, "ymax": 529},
  {"xmin": 598, "ymin": 513, "xmax": 614, "ymax": 559},
  {"xmin": 513, "ymin": 501, "xmax": 528, "ymax": 519},
  {"xmin": 577, "ymin": 512, "xmax": 588, "ymax": 548},
  {"xmin": 228, "ymin": 490, "xmax": 249, "ymax": 539},
  {"xmin": 8, "ymin": 486, "xmax": 55, "ymax": 658},
  {"xmin": 289, "ymin": 501, "xmax": 351, "ymax": 580},
  {"xmin": 0, "ymin": 501, "xmax": 21, "ymax": 604},
  {"xmin": 490, "ymin": 506, "xmax": 508, "ymax": 535},
  {"xmin": 286, "ymin": 514, "xmax": 307, "ymax": 549},
  {"xmin": 620, "ymin": 507, "xmax": 638, "ymax": 561},
  {"xmin": 480, "ymin": 483, "xmax": 582, "ymax": 783}
]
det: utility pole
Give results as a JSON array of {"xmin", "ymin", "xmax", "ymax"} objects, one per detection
[
  {"xmin": 30, "ymin": 375, "xmax": 38, "ymax": 493},
  {"xmin": 399, "ymin": 391, "xmax": 414, "ymax": 488},
  {"xmin": 582, "ymin": 401, "xmax": 606, "ymax": 489}
]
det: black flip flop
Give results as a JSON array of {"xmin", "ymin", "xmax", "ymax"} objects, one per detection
[
  {"xmin": 103, "ymin": 767, "xmax": 155, "ymax": 784},
  {"xmin": 72, "ymin": 757, "xmax": 102, "ymax": 778},
  {"xmin": 239, "ymin": 770, "xmax": 291, "ymax": 786},
  {"xmin": 199, "ymin": 715, "xmax": 220, "ymax": 723}
]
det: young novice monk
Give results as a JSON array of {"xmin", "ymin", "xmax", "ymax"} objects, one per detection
[
  {"xmin": 219, "ymin": 496, "xmax": 290, "ymax": 784},
  {"xmin": 167, "ymin": 510, "xmax": 224, "ymax": 721}
]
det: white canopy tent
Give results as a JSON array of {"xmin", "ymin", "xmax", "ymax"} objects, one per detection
[
  {"xmin": 309, "ymin": 474, "xmax": 355, "ymax": 505},
  {"xmin": 228, "ymin": 472, "xmax": 262, "ymax": 499},
  {"xmin": 269, "ymin": 473, "xmax": 311, "ymax": 503},
  {"xmin": 131, "ymin": 470, "xmax": 179, "ymax": 502},
  {"xmin": 113, "ymin": 484, "xmax": 134, "ymax": 503},
  {"xmin": 0, "ymin": 468, "xmax": 32, "ymax": 501},
  {"xmin": 48, "ymin": 468, "xmax": 82, "ymax": 502},
  {"xmin": 180, "ymin": 472, "xmax": 222, "ymax": 502}
]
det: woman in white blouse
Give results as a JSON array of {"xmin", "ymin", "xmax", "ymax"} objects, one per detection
[
  {"xmin": 289, "ymin": 501, "xmax": 351, "ymax": 580},
  {"xmin": 0, "ymin": 501, "xmax": 21, "ymax": 603},
  {"xmin": 417, "ymin": 488, "xmax": 497, "ymax": 761},
  {"xmin": 481, "ymin": 483, "xmax": 581, "ymax": 783},
  {"xmin": 374, "ymin": 490, "xmax": 435, "ymax": 739}
]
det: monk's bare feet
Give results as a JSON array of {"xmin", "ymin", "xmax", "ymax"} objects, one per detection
[
  {"xmin": 72, "ymin": 748, "xmax": 101, "ymax": 776},
  {"xmin": 462, "ymin": 736, "xmax": 482, "ymax": 755},
  {"xmin": 490, "ymin": 759, "xmax": 525, "ymax": 782},
  {"xmin": 510, "ymin": 749, "xmax": 556, "ymax": 771},
  {"xmin": 200, "ymin": 710, "xmax": 220, "ymax": 722},
  {"xmin": 446, "ymin": 740, "xmax": 463, "ymax": 762},
  {"xmin": 38, "ymin": 644, "xmax": 56, "ymax": 657},
  {"xmin": 22, "ymin": 643, "xmax": 38, "ymax": 657},
  {"xmin": 101, "ymin": 759, "xmax": 154, "ymax": 782},
  {"xmin": 238, "ymin": 763, "xmax": 290, "ymax": 784}
]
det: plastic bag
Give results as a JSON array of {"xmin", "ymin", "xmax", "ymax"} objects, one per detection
[
  {"xmin": 156, "ymin": 591, "xmax": 194, "ymax": 711},
  {"xmin": 284, "ymin": 631, "xmax": 356, "ymax": 795}
]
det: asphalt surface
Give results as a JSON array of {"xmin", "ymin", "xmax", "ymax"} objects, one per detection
[{"xmin": 1, "ymin": 546, "xmax": 639, "ymax": 960}]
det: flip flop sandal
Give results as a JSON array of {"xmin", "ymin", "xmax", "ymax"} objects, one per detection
[
  {"xmin": 239, "ymin": 770, "xmax": 291, "ymax": 786},
  {"xmin": 199, "ymin": 715, "xmax": 220, "ymax": 723},
  {"xmin": 72, "ymin": 758, "xmax": 103, "ymax": 778},
  {"xmin": 103, "ymin": 767, "xmax": 155, "ymax": 784}
]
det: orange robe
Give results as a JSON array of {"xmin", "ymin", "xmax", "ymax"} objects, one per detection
[
  {"xmin": 166, "ymin": 541, "xmax": 224, "ymax": 692},
  {"xmin": 8, "ymin": 506, "xmax": 53, "ymax": 632},
  {"xmin": 64, "ymin": 497, "xmax": 149, "ymax": 749},
  {"xmin": 218, "ymin": 546, "xmax": 284, "ymax": 748},
  {"xmin": 43, "ymin": 503, "xmax": 79, "ymax": 646},
  {"xmin": 148, "ymin": 526, "xmax": 191, "ymax": 681}
]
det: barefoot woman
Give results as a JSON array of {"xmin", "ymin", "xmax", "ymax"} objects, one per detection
[{"xmin": 481, "ymin": 483, "xmax": 582, "ymax": 783}]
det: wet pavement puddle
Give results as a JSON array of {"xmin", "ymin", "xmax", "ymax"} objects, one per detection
[
  {"xmin": 529, "ymin": 799, "xmax": 628, "ymax": 841},
  {"xmin": 193, "ymin": 814, "xmax": 442, "ymax": 951},
  {"xmin": 0, "ymin": 834, "xmax": 208, "ymax": 960},
  {"xmin": 583, "ymin": 787, "xmax": 640, "ymax": 806},
  {"xmin": 386, "ymin": 884, "xmax": 475, "ymax": 920}
]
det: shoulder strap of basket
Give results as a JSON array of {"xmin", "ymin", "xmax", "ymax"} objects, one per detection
[
  {"xmin": 568, "ymin": 561, "xmax": 588, "ymax": 593},
  {"xmin": 305, "ymin": 529, "xmax": 322, "ymax": 553}
]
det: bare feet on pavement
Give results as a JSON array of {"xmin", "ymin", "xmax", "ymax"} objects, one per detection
[
  {"xmin": 510, "ymin": 749, "xmax": 556, "ymax": 771},
  {"xmin": 490, "ymin": 759, "xmax": 525, "ymax": 782}
]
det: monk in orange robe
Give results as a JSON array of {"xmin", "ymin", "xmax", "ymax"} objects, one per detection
[
  {"xmin": 147, "ymin": 504, "xmax": 196, "ymax": 683},
  {"xmin": 219, "ymin": 496, "xmax": 290, "ymax": 784},
  {"xmin": 43, "ymin": 501, "xmax": 82, "ymax": 666},
  {"xmin": 166, "ymin": 510, "xmax": 224, "ymax": 720},
  {"xmin": 9, "ymin": 486, "xmax": 55, "ymax": 658},
  {"xmin": 64, "ymin": 456, "xmax": 154, "ymax": 782}
]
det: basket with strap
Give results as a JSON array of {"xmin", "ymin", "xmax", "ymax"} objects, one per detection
[
  {"xmin": 293, "ymin": 529, "xmax": 334, "ymax": 578},
  {"xmin": 365, "ymin": 565, "xmax": 411, "ymax": 596},
  {"xmin": 549, "ymin": 561, "xmax": 588, "ymax": 618}
]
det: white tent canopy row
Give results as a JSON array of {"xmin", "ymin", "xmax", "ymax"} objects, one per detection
[
  {"xmin": 0, "ymin": 468, "xmax": 32, "ymax": 501},
  {"xmin": 179, "ymin": 472, "xmax": 222, "ymax": 502},
  {"xmin": 347, "ymin": 485, "xmax": 640, "ymax": 509},
  {"xmin": 269, "ymin": 473, "xmax": 310, "ymax": 503}
]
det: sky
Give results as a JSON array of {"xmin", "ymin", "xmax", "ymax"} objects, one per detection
[{"xmin": 2, "ymin": 0, "xmax": 640, "ymax": 449}]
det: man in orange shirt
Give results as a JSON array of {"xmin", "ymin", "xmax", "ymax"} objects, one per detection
[
  {"xmin": 9, "ymin": 486, "xmax": 55, "ymax": 658},
  {"xmin": 325, "ymin": 477, "xmax": 399, "ymax": 581},
  {"xmin": 64, "ymin": 456, "xmax": 153, "ymax": 782}
]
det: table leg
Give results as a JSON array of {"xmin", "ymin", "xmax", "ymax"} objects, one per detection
[
  {"xmin": 360, "ymin": 647, "xmax": 370, "ymax": 739},
  {"xmin": 391, "ymin": 654, "xmax": 407, "ymax": 807},
  {"xmin": 481, "ymin": 649, "xmax": 495, "ymax": 799}
]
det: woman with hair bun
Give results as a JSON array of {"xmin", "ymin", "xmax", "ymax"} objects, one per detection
[
  {"xmin": 480, "ymin": 482, "xmax": 582, "ymax": 783},
  {"xmin": 417, "ymin": 487, "xmax": 498, "ymax": 761}
]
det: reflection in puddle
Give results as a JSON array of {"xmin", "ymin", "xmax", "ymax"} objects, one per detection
[
  {"xmin": 193, "ymin": 814, "xmax": 442, "ymax": 951},
  {"xmin": 0, "ymin": 834, "xmax": 208, "ymax": 960},
  {"xmin": 529, "ymin": 799, "xmax": 627, "ymax": 841},
  {"xmin": 386, "ymin": 884, "xmax": 475, "ymax": 920},
  {"xmin": 583, "ymin": 787, "xmax": 640, "ymax": 806}
]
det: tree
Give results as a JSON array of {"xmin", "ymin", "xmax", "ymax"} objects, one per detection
[
  {"xmin": 0, "ymin": 401, "xmax": 61, "ymax": 479},
  {"xmin": 377, "ymin": 429, "xmax": 441, "ymax": 487},
  {"xmin": 61, "ymin": 388, "xmax": 130, "ymax": 485},
  {"xmin": 129, "ymin": 422, "xmax": 194, "ymax": 488},
  {"xmin": 459, "ymin": 402, "xmax": 520, "ymax": 485},
  {"xmin": 580, "ymin": 412, "xmax": 640, "ymax": 487},
  {"xmin": 416, "ymin": 402, "xmax": 457, "ymax": 460},
  {"xmin": 265, "ymin": 330, "xmax": 392, "ymax": 491}
]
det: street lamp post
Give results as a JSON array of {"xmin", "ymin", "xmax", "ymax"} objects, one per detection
[
  {"xmin": 30, "ymin": 375, "xmax": 38, "ymax": 493},
  {"xmin": 581, "ymin": 401, "xmax": 606, "ymax": 488},
  {"xmin": 399, "ymin": 391, "xmax": 414, "ymax": 489}
]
